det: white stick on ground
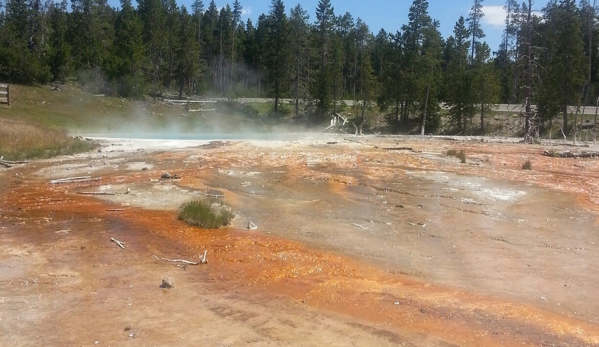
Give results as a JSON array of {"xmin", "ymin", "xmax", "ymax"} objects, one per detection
[
  {"xmin": 111, "ymin": 238, "xmax": 126, "ymax": 249},
  {"xmin": 351, "ymin": 223, "xmax": 369, "ymax": 230},
  {"xmin": 200, "ymin": 250, "xmax": 208, "ymax": 264},
  {"xmin": 50, "ymin": 176, "xmax": 101, "ymax": 184},
  {"xmin": 152, "ymin": 255, "xmax": 200, "ymax": 265}
]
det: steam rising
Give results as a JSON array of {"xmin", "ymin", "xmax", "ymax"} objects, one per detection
[{"xmin": 74, "ymin": 99, "xmax": 318, "ymax": 141}]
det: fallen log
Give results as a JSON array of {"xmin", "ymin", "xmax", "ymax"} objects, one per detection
[{"xmin": 0, "ymin": 161, "xmax": 11, "ymax": 168}]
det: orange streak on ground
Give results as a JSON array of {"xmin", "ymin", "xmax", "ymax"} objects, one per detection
[{"xmin": 3, "ymin": 170, "xmax": 599, "ymax": 347}]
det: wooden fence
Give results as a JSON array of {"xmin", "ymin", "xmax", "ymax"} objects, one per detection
[{"xmin": 0, "ymin": 84, "xmax": 9, "ymax": 105}]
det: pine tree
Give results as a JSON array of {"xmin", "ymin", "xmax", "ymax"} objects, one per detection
[
  {"xmin": 264, "ymin": 0, "xmax": 289, "ymax": 116},
  {"xmin": 419, "ymin": 21, "xmax": 443, "ymax": 134},
  {"xmin": 47, "ymin": 0, "xmax": 71, "ymax": 82},
  {"xmin": 538, "ymin": 0, "xmax": 586, "ymax": 135},
  {"xmin": 354, "ymin": 19, "xmax": 375, "ymax": 134},
  {"xmin": 106, "ymin": 0, "xmax": 144, "ymax": 96},
  {"xmin": 399, "ymin": 0, "xmax": 432, "ymax": 127},
  {"xmin": 314, "ymin": 0, "xmax": 335, "ymax": 120},
  {"xmin": 445, "ymin": 16, "xmax": 474, "ymax": 133},
  {"xmin": 467, "ymin": 0, "xmax": 484, "ymax": 64},
  {"xmin": 231, "ymin": 0, "xmax": 241, "ymax": 88},
  {"xmin": 176, "ymin": 6, "xmax": 200, "ymax": 97},
  {"xmin": 289, "ymin": 4, "xmax": 311, "ymax": 119},
  {"xmin": 138, "ymin": 0, "xmax": 166, "ymax": 92},
  {"xmin": 472, "ymin": 41, "xmax": 500, "ymax": 132}
]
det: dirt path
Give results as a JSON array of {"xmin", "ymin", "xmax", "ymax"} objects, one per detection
[{"xmin": 1, "ymin": 135, "xmax": 598, "ymax": 346}]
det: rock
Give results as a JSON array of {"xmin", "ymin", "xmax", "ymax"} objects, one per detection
[
  {"xmin": 141, "ymin": 167, "xmax": 148, "ymax": 171},
  {"xmin": 161, "ymin": 172, "xmax": 171, "ymax": 179},
  {"xmin": 247, "ymin": 221, "xmax": 258, "ymax": 230},
  {"xmin": 161, "ymin": 277, "xmax": 175, "ymax": 289}
]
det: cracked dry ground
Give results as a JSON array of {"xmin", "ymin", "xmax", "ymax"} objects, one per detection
[{"xmin": 1, "ymin": 135, "xmax": 599, "ymax": 346}]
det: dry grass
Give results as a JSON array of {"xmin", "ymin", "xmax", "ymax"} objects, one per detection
[
  {"xmin": 447, "ymin": 149, "xmax": 466, "ymax": 163},
  {"xmin": 0, "ymin": 118, "xmax": 93, "ymax": 160}
]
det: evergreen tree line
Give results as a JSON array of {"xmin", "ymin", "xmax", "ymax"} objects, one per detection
[{"xmin": 0, "ymin": 0, "xmax": 596, "ymax": 134}]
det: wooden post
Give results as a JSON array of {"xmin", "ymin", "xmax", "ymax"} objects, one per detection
[{"xmin": 0, "ymin": 84, "xmax": 8, "ymax": 105}]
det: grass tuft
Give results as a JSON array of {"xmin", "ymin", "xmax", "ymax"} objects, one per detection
[
  {"xmin": 446, "ymin": 149, "xmax": 466, "ymax": 163},
  {"xmin": 522, "ymin": 160, "xmax": 532, "ymax": 170},
  {"xmin": 178, "ymin": 199, "xmax": 234, "ymax": 229}
]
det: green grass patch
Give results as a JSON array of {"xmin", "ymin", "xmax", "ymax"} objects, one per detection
[{"xmin": 178, "ymin": 199, "xmax": 234, "ymax": 229}]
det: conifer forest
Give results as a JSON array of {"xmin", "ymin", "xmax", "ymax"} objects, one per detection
[{"xmin": 1, "ymin": 0, "xmax": 597, "ymax": 133}]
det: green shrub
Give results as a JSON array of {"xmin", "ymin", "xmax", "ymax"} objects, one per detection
[
  {"xmin": 178, "ymin": 199, "xmax": 234, "ymax": 229},
  {"xmin": 522, "ymin": 160, "xmax": 532, "ymax": 170}
]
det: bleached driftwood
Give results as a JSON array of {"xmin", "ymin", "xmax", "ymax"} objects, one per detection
[
  {"xmin": 111, "ymin": 238, "xmax": 126, "ymax": 249},
  {"xmin": 351, "ymin": 223, "xmax": 369, "ymax": 230},
  {"xmin": 153, "ymin": 251, "xmax": 208, "ymax": 265},
  {"xmin": 50, "ymin": 176, "xmax": 101, "ymax": 184},
  {"xmin": 78, "ymin": 191, "xmax": 115, "ymax": 195},
  {"xmin": 0, "ymin": 158, "xmax": 29, "ymax": 168}
]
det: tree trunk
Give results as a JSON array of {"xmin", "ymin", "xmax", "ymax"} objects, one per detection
[
  {"xmin": 595, "ymin": 96, "xmax": 599, "ymax": 145},
  {"xmin": 524, "ymin": 0, "xmax": 533, "ymax": 141},
  {"xmin": 421, "ymin": 78, "xmax": 430, "ymax": 136},
  {"xmin": 562, "ymin": 104, "xmax": 569, "ymax": 136}
]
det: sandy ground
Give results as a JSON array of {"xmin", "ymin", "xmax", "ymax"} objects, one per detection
[{"xmin": 1, "ymin": 134, "xmax": 599, "ymax": 346}]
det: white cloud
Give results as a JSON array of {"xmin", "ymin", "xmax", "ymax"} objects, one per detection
[
  {"xmin": 241, "ymin": 7, "xmax": 252, "ymax": 16},
  {"xmin": 482, "ymin": 5, "xmax": 506, "ymax": 28}
]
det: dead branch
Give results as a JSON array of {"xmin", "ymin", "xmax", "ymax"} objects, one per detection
[
  {"xmin": 106, "ymin": 209, "xmax": 125, "ymax": 212},
  {"xmin": 152, "ymin": 254, "xmax": 201, "ymax": 265},
  {"xmin": 111, "ymin": 238, "xmax": 126, "ymax": 249}
]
